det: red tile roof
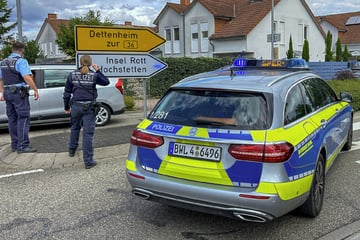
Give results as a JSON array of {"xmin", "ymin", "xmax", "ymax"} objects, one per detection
[
  {"xmin": 159, "ymin": 0, "xmax": 323, "ymax": 40},
  {"xmin": 317, "ymin": 11, "xmax": 360, "ymax": 44}
]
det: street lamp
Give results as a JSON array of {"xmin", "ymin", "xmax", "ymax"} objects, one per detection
[
  {"xmin": 16, "ymin": 0, "xmax": 23, "ymax": 42},
  {"xmin": 271, "ymin": 0, "xmax": 274, "ymax": 59}
]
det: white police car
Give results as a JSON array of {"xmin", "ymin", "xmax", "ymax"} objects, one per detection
[{"xmin": 126, "ymin": 59, "xmax": 353, "ymax": 222}]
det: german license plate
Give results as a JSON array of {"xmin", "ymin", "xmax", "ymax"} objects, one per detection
[{"xmin": 168, "ymin": 142, "xmax": 221, "ymax": 161}]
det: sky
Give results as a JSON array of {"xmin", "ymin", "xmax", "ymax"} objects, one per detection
[{"xmin": 6, "ymin": 0, "xmax": 360, "ymax": 41}]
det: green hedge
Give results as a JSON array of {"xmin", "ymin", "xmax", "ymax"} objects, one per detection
[
  {"xmin": 328, "ymin": 79, "xmax": 360, "ymax": 111},
  {"xmin": 148, "ymin": 57, "xmax": 233, "ymax": 97}
]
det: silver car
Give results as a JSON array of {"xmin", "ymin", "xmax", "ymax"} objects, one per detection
[
  {"xmin": 126, "ymin": 58, "xmax": 353, "ymax": 222},
  {"xmin": 0, "ymin": 64, "xmax": 125, "ymax": 129}
]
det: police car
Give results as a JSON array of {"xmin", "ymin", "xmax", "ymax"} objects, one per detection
[{"xmin": 126, "ymin": 58, "xmax": 353, "ymax": 222}]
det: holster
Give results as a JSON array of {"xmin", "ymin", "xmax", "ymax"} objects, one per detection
[{"xmin": 19, "ymin": 86, "xmax": 29, "ymax": 98}]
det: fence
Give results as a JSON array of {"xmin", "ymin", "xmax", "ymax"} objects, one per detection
[{"xmin": 309, "ymin": 62, "xmax": 350, "ymax": 80}]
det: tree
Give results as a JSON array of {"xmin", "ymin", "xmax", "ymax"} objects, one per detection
[
  {"xmin": 1, "ymin": 40, "xmax": 44, "ymax": 63},
  {"xmin": 24, "ymin": 40, "xmax": 44, "ymax": 64},
  {"xmin": 286, "ymin": 35, "xmax": 293, "ymax": 59},
  {"xmin": 302, "ymin": 39, "xmax": 310, "ymax": 61},
  {"xmin": 0, "ymin": 0, "xmax": 17, "ymax": 44},
  {"xmin": 56, "ymin": 10, "xmax": 113, "ymax": 58},
  {"xmin": 343, "ymin": 44, "xmax": 350, "ymax": 62},
  {"xmin": 335, "ymin": 37, "xmax": 342, "ymax": 61},
  {"xmin": 325, "ymin": 30, "xmax": 333, "ymax": 61}
]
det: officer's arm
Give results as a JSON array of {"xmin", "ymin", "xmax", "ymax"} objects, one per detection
[
  {"xmin": 23, "ymin": 74, "xmax": 39, "ymax": 100},
  {"xmin": 0, "ymin": 78, "xmax": 4, "ymax": 101},
  {"xmin": 95, "ymin": 71, "xmax": 110, "ymax": 86}
]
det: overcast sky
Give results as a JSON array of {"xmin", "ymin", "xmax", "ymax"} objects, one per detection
[{"xmin": 6, "ymin": 0, "xmax": 360, "ymax": 41}]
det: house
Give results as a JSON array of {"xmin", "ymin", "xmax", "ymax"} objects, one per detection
[
  {"xmin": 317, "ymin": 11, "xmax": 360, "ymax": 58},
  {"xmin": 35, "ymin": 13, "xmax": 70, "ymax": 63},
  {"xmin": 153, "ymin": 0, "xmax": 326, "ymax": 61}
]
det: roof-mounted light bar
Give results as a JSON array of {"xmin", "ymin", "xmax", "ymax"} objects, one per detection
[{"xmin": 231, "ymin": 58, "xmax": 309, "ymax": 70}]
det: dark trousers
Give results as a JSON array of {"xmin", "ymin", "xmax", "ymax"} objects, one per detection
[
  {"xmin": 4, "ymin": 89, "xmax": 31, "ymax": 151},
  {"xmin": 69, "ymin": 104, "xmax": 96, "ymax": 166}
]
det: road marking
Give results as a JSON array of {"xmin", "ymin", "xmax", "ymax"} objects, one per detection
[
  {"xmin": 0, "ymin": 169, "xmax": 44, "ymax": 179},
  {"xmin": 354, "ymin": 122, "xmax": 360, "ymax": 131}
]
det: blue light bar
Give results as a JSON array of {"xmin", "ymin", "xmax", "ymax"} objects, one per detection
[{"xmin": 232, "ymin": 58, "xmax": 309, "ymax": 70}]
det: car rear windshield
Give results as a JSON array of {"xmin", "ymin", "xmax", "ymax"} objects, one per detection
[{"xmin": 148, "ymin": 89, "xmax": 269, "ymax": 130}]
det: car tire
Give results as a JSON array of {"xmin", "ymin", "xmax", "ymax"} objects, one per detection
[
  {"xmin": 342, "ymin": 116, "xmax": 353, "ymax": 151},
  {"xmin": 299, "ymin": 154, "xmax": 325, "ymax": 218},
  {"xmin": 95, "ymin": 104, "xmax": 111, "ymax": 127}
]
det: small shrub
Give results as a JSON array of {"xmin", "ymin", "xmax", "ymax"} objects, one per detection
[
  {"xmin": 124, "ymin": 95, "xmax": 135, "ymax": 111},
  {"xmin": 335, "ymin": 70, "xmax": 355, "ymax": 80}
]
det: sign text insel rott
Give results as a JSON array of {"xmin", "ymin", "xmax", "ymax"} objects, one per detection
[{"xmin": 75, "ymin": 25, "xmax": 166, "ymax": 52}]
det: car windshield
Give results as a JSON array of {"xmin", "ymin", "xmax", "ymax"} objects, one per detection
[{"xmin": 148, "ymin": 89, "xmax": 269, "ymax": 130}]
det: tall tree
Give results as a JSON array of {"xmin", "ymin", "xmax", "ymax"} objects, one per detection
[
  {"xmin": 325, "ymin": 30, "xmax": 333, "ymax": 61},
  {"xmin": 0, "ymin": 0, "xmax": 17, "ymax": 44},
  {"xmin": 302, "ymin": 39, "xmax": 310, "ymax": 61},
  {"xmin": 286, "ymin": 35, "xmax": 293, "ymax": 59},
  {"xmin": 335, "ymin": 37, "xmax": 342, "ymax": 61},
  {"xmin": 343, "ymin": 44, "xmax": 350, "ymax": 62},
  {"xmin": 56, "ymin": 10, "xmax": 113, "ymax": 58}
]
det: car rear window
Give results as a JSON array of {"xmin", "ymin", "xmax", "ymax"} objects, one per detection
[{"xmin": 149, "ymin": 89, "xmax": 269, "ymax": 130}]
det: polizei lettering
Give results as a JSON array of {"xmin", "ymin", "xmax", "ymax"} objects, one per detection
[{"xmin": 151, "ymin": 123, "xmax": 175, "ymax": 132}]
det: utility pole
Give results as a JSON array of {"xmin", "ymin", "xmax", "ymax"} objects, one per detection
[
  {"xmin": 16, "ymin": 0, "xmax": 23, "ymax": 42},
  {"xmin": 271, "ymin": 0, "xmax": 274, "ymax": 59}
]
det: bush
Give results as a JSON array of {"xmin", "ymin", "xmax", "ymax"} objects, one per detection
[
  {"xmin": 334, "ymin": 70, "xmax": 356, "ymax": 80},
  {"xmin": 124, "ymin": 95, "xmax": 135, "ymax": 111},
  {"xmin": 328, "ymin": 79, "xmax": 360, "ymax": 111}
]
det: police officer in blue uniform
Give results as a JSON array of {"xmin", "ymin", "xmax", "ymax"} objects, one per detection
[
  {"xmin": 63, "ymin": 55, "xmax": 109, "ymax": 169},
  {"xmin": 0, "ymin": 42, "xmax": 39, "ymax": 153}
]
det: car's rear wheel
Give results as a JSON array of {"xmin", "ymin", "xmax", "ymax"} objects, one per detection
[
  {"xmin": 342, "ymin": 116, "xmax": 353, "ymax": 151},
  {"xmin": 95, "ymin": 104, "xmax": 111, "ymax": 127},
  {"xmin": 299, "ymin": 154, "xmax": 325, "ymax": 217}
]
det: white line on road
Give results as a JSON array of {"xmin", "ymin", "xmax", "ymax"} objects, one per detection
[
  {"xmin": 354, "ymin": 122, "xmax": 360, "ymax": 131},
  {"xmin": 0, "ymin": 169, "xmax": 44, "ymax": 179}
]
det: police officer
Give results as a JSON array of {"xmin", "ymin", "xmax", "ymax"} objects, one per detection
[
  {"xmin": 0, "ymin": 42, "xmax": 39, "ymax": 153},
  {"xmin": 63, "ymin": 55, "xmax": 109, "ymax": 169}
]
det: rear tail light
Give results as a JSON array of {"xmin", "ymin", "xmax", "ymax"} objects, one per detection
[
  {"xmin": 130, "ymin": 129, "xmax": 164, "ymax": 148},
  {"xmin": 115, "ymin": 78, "xmax": 124, "ymax": 95},
  {"xmin": 228, "ymin": 142, "xmax": 294, "ymax": 163}
]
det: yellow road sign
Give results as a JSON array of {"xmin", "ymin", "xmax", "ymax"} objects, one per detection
[{"xmin": 75, "ymin": 25, "xmax": 166, "ymax": 52}]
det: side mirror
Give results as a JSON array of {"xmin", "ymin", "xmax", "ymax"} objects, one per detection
[{"xmin": 340, "ymin": 92, "xmax": 353, "ymax": 103}]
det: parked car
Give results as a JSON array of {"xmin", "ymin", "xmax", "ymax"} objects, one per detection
[
  {"xmin": 126, "ymin": 58, "xmax": 353, "ymax": 222},
  {"xmin": 0, "ymin": 64, "xmax": 125, "ymax": 129}
]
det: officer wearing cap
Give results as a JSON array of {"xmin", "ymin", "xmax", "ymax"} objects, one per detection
[
  {"xmin": 63, "ymin": 55, "xmax": 109, "ymax": 169},
  {"xmin": 0, "ymin": 41, "xmax": 39, "ymax": 153}
]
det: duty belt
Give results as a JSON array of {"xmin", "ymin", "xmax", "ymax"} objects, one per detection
[{"xmin": 4, "ymin": 83, "xmax": 28, "ymax": 89}]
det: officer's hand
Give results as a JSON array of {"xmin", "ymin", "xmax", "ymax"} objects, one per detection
[
  {"xmin": 92, "ymin": 64, "xmax": 99, "ymax": 71},
  {"xmin": 0, "ymin": 95, "xmax": 4, "ymax": 101},
  {"xmin": 33, "ymin": 90, "xmax": 39, "ymax": 100},
  {"xmin": 64, "ymin": 109, "xmax": 71, "ymax": 114}
]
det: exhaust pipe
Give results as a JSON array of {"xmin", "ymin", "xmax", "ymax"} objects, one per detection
[
  {"xmin": 233, "ymin": 212, "xmax": 267, "ymax": 223},
  {"xmin": 132, "ymin": 190, "xmax": 151, "ymax": 200}
]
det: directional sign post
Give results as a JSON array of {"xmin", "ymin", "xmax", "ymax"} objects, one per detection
[
  {"xmin": 75, "ymin": 25, "xmax": 166, "ymax": 52},
  {"xmin": 75, "ymin": 25, "xmax": 167, "ymax": 117},
  {"xmin": 76, "ymin": 53, "xmax": 167, "ymax": 78}
]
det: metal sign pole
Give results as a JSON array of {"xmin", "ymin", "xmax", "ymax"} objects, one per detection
[{"xmin": 143, "ymin": 78, "xmax": 147, "ymax": 119}]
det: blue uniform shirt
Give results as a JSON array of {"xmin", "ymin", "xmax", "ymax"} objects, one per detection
[{"xmin": 0, "ymin": 53, "xmax": 32, "ymax": 78}]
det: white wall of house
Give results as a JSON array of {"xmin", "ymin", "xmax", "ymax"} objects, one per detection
[
  {"xmin": 184, "ymin": 3, "xmax": 215, "ymax": 58},
  {"xmin": 248, "ymin": 0, "xmax": 325, "ymax": 61},
  {"xmin": 157, "ymin": 8, "xmax": 185, "ymax": 57},
  {"xmin": 37, "ymin": 24, "xmax": 66, "ymax": 59}
]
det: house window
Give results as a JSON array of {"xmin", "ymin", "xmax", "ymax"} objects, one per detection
[
  {"xmin": 164, "ymin": 28, "xmax": 172, "ymax": 54},
  {"xmin": 200, "ymin": 22, "xmax": 209, "ymax": 52},
  {"xmin": 164, "ymin": 27, "xmax": 181, "ymax": 54},
  {"xmin": 191, "ymin": 23, "xmax": 199, "ymax": 53},
  {"xmin": 279, "ymin": 21, "xmax": 285, "ymax": 45},
  {"xmin": 173, "ymin": 27, "xmax": 180, "ymax": 54},
  {"xmin": 304, "ymin": 25, "xmax": 308, "ymax": 40},
  {"xmin": 191, "ymin": 22, "xmax": 209, "ymax": 53}
]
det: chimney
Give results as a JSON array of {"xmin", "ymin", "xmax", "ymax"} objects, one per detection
[
  {"xmin": 180, "ymin": 0, "xmax": 190, "ymax": 5},
  {"xmin": 124, "ymin": 21, "xmax": 132, "ymax": 26},
  {"xmin": 47, "ymin": 13, "xmax": 57, "ymax": 20}
]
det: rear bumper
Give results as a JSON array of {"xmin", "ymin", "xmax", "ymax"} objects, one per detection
[
  {"xmin": 113, "ymin": 107, "xmax": 125, "ymax": 115},
  {"xmin": 126, "ymin": 169, "xmax": 308, "ymax": 222}
]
